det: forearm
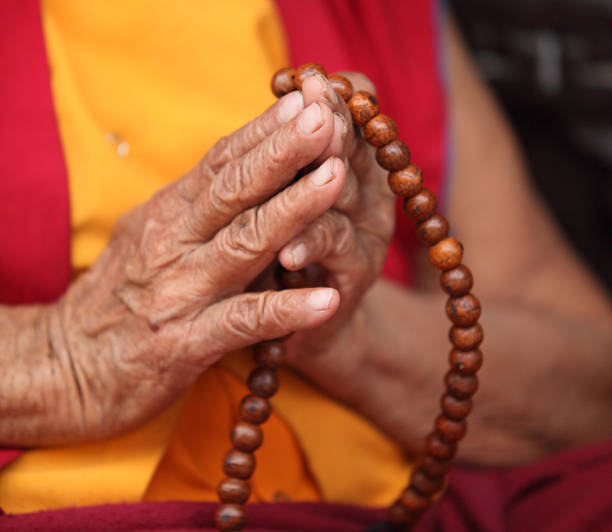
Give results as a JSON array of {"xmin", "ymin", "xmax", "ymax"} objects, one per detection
[
  {"xmin": 0, "ymin": 303, "xmax": 86, "ymax": 446},
  {"xmin": 351, "ymin": 280, "xmax": 612, "ymax": 465}
]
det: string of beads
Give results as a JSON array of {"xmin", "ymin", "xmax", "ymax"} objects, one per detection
[{"xmin": 214, "ymin": 63, "xmax": 484, "ymax": 531}]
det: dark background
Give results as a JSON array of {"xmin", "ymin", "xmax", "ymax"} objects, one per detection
[{"xmin": 451, "ymin": 0, "xmax": 612, "ymax": 295}]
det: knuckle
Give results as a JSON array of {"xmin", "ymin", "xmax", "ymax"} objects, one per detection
[
  {"xmin": 206, "ymin": 135, "xmax": 234, "ymax": 171},
  {"xmin": 207, "ymin": 160, "xmax": 249, "ymax": 218},
  {"xmin": 266, "ymin": 132, "xmax": 290, "ymax": 168},
  {"xmin": 218, "ymin": 206, "xmax": 270, "ymax": 260},
  {"xmin": 225, "ymin": 294, "xmax": 263, "ymax": 339},
  {"xmin": 331, "ymin": 214, "xmax": 357, "ymax": 256}
]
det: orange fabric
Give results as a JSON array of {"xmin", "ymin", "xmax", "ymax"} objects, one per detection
[{"xmin": 0, "ymin": 0, "xmax": 414, "ymax": 513}]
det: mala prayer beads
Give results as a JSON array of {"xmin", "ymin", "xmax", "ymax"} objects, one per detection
[{"xmin": 214, "ymin": 63, "xmax": 484, "ymax": 531}]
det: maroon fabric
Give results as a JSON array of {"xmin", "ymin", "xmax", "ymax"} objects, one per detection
[
  {"xmin": 0, "ymin": 0, "xmax": 71, "ymax": 305},
  {"xmin": 275, "ymin": 0, "xmax": 447, "ymax": 287},
  {"xmin": 1, "ymin": 441, "xmax": 612, "ymax": 531}
]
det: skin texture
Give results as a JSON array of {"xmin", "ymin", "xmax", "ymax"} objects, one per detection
[
  {"xmin": 2, "ymin": 22, "xmax": 612, "ymax": 468},
  {"xmin": 284, "ymin": 21, "xmax": 612, "ymax": 466},
  {"xmin": 0, "ymin": 74, "xmax": 393, "ymax": 446}
]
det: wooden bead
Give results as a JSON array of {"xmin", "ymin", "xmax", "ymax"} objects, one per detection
[
  {"xmin": 388, "ymin": 500, "xmax": 418, "ymax": 525},
  {"xmin": 445, "ymin": 294, "xmax": 481, "ymax": 327},
  {"xmin": 435, "ymin": 415, "xmax": 467, "ymax": 443},
  {"xmin": 214, "ymin": 503, "xmax": 248, "ymax": 531},
  {"xmin": 238, "ymin": 395, "xmax": 271, "ymax": 425},
  {"xmin": 420, "ymin": 455, "xmax": 452, "ymax": 477},
  {"xmin": 364, "ymin": 114, "xmax": 397, "ymax": 147},
  {"xmin": 445, "ymin": 370, "xmax": 479, "ymax": 399},
  {"xmin": 275, "ymin": 266, "xmax": 309, "ymax": 289},
  {"xmin": 417, "ymin": 214, "xmax": 449, "ymax": 246},
  {"xmin": 294, "ymin": 62, "xmax": 327, "ymax": 90},
  {"xmin": 449, "ymin": 348, "xmax": 483, "ymax": 375},
  {"xmin": 400, "ymin": 487, "xmax": 431, "ymax": 513},
  {"xmin": 348, "ymin": 90, "xmax": 380, "ymax": 126},
  {"xmin": 328, "ymin": 74, "xmax": 353, "ymax": 101},
  {"xmin": 247, "ymin": 367, "xmax": 279, "ymax": 398},
  {"xmin": 375, "ymin": 140, "xmax": 411, "ymax": 172},
  {"xmin": 223, "ymin": 449, "xmax": 255, "ymax": 479},
  {"xmin": 230, "ymin": 421, "xmax": 263, "ymax": 452},
  {"xmin": 217, "ymin": 478, "xmax": 251, "ymax": 504},
  {"xmin": 403, "ymin": 189, "xmax": 437, "ymax": 222},
  {"xmin": 440, "ymin": 265, "xmax": 473, "ymax": 297},
  {"xmin": 428, "ymin": 237, "xmax": 463, "ymax": 270},
  {"xmin": 270, "ymin": 67, "xmax": 296, "ymax": 98},
  {"xmin": 449, "ymin": 323, "xmax": 484, "ymax": 350},
  {"xmin": 253, "ymin": 340, "xmax": 287, "ymax": 369},
  {"xmin": 425, "ymin": 432, "xmax": 457, "ymax": 461},
  {"xmin": 388, "ymin": 164, "xmax": 423, "ymax": 198},
  {"xmin": 410, "ymin": 468, "xmax": 445, "ymax": 496},
  {"xmin": 441, "ymin": 393, "xmax": 473, "ymax": 420}
]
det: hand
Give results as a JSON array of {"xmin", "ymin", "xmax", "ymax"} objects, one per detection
[
  {"xmin": 274, "ymin": 73, "xmax": 396, "ymax": 396},
  {"xmin": 6, "ymin": 89, "xmax": 350, "ymax": 446}
]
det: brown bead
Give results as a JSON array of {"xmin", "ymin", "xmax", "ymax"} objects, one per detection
[
  {"xmin": 416, "ymin": 214, "xmax": 449, "ymax": 246},
  {"xmin": 428, "ymin": 237, "xmax": 463, "ymax": 270},
  {"xmin": 410, "ymin": 468, "xmax": 445, "ymax": 496},
  {"xmin": 449, "ymin": 348, "xmax": 483, "ymax": 375},
  {"xmin": 403, "ymin": 189, "xmax": 437, "ymax": 222},
  {"xmin": 363, "ymin": 114, "xmax": 398, "ymax": 147},
  {"xmin": 449, "ymin": 323, "xmax": 484, "ymax": 350},
  {"xmin": 375, "ymin": 140, "xmax": 411, "ymax": 172},
  {"xmin": 425, "ymin": 432, "xmax": 457, "ymax": 461},
  {"xmin": 214, "ymin": 503, "xmax": 248, "ymax": 531},
  {"xmin": 420, "ymin": 455, "xmax": 452, "ymax": 477},
  {"xmin": 435, "ymin": 415, "xmax": 467, "ymax": 443},
  {"xmin": 275, "ymin": 266, "xmax": 309, "ymax": 289},
  {"xmin": 238, "ymin": 395, "xmax": 271, "ymax": 425},
  {"xmin": 441, "ymin": 393, "xmax": 473, "ymax": 420},
  {"xmin": 388, "ymin": 500, "xmax": 419, "ymax": 525},
  {"xmin": 294, "ymin": 62, "xmax": 327, "ymax": 90},
  {"xmin": 223, "ymin": 449, "xmax": 255, "ymax": 479},
  {"xmin": 445, "ymin": 294, "xmax": 481, "ymax": 327},
  {"xmin": 388, "ymin": 165, "xmax": 423, "ymax": 198},
  {"xmin": 253, "ymin": 340, "xmax": 287, "ymax": 369},
  {"xmin": 328, "ymin": 74, "xmax": 353, "ymax": 102},
  {"xmin": 230, "ymin": 421, "xmax": 263, "ymax": 452},
  {"xmin": 217, "ymin": 477, "xmax": 251, "ymax": 504},
  {"xmin": 400, "ymin": 487, "xmax": 431, "ymax": 513},
  {"xmin": 247, "ymin": 367, "xmax": 279, "ymax": 398},
  {"xmin": 440, "ymin": 265, "xmax": 473, "ymax": 297},
  {"xmin": 348, "ymin": 90, "xmax": 380, "ymax": 126},
  {"xmin": 445, "ymin": 370, "xmax": 479, "ymax": 399},
  {"xmin": 270, "ymin": 67, "xmax": 296, "ymax": 98}
]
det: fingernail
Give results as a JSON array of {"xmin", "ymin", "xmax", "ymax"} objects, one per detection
[
  {"xmin": 290, "ymin": 243, "xmax": 307, "ymax": 268},
  {"xmin": 307, "ymin": 288, "xmax": 335, "ymax": 310},
  {"xmin": 334, "ymin": 112, "xmax": 348, "ymax": 138},
  {"xmin": 298, "ymin": 102, "xmax": 323, "ymax": 134},
  {"xmin": 315, "ymin": 73, "xmax": 338, "ymax": 103},
  {"xmin": 310, "ymin": 157, "xmax": 336, "ymax": 186},
  {"xmin": 278, "ymin": 91, "xmax": 304, "ymax": 123}
]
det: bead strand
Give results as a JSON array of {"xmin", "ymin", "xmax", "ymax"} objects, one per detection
[
  {"xmin": 214, "ymin": 336, "xmax": 288, "ymax": 530},
  {"xmin": 216, "ymin": 63, "xmax": 484, "ymax": 532}
]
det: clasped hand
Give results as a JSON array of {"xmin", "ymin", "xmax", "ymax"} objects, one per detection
[{"xmin": 43, "ymin": 73, "xmax": 393, "ymax": 444}]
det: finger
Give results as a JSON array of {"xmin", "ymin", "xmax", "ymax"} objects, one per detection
[
  {"xmin": 182, "ymin": 101, "xmax": 335, "ymax": 241},
  {"xmin": 277, "ymin": 210, "xmax": 360, "ymax": 272},
  {"xmin": 333, "ymin": 164, "xmax": 362, "ymax": 215},
  {"xmin": 301, "ymin": 75, "xmax": 357, "ymax": 159},
  {"xmin": 189, "ymin": 287, "xmax": 340, "ymax": 360},
  {"xmin": 196, "ymin": 157, "xmax": 347, "ymax": 290}
]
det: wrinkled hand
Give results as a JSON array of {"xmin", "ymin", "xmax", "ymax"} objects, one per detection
[
  {"xmin": 42, "ymin": 86, "xmax": 351, "ymax": 444},
  {"xmin": 274, "ymin": 73, "xmax": 396, "ymax": 395}
]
